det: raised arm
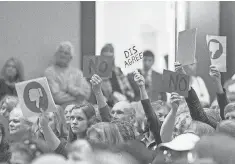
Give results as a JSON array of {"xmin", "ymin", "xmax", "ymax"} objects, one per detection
[
  {"xmin": 210, "ymin": 65, "xmax": 229, "ymax": 120},
  {"xmin": 175, "ymin": 62, "xmax": 217, "ymax": 129},
  {"xmin": 160, "ymin": 93, "xmax": 180, "ymax": 142},
  {"xmin": 45, "ymin": 69, "xmax": 76, "ymax": 105},
  {"xmin": 133, "ymin": 71, "xmax": 162, "ymax": 145},
  {"xmin": 90, "ymin": 74, "xmax": 112, "ymax": 122}
]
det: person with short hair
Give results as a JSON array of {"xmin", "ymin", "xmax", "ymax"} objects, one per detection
[
  {"xmin": 128, "ymin": 50, "xmax": 166, "ymax": 102},
  {"xmin": 45, "ymin": 41, "xmax": 91, "ymax": 108}
]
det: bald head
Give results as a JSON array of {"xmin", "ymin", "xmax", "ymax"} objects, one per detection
[{"xmin": 111, "ymin": 101, "xmax": 136, "ymax": 122}]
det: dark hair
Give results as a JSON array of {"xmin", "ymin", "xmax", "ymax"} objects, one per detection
[
  {"xmin": 143, "ymin": 50, "xmax": 155, "ymax": 60},
  {"xmin": 208, "ymin": 39, "xmax": 223, "ymax": 59},
  {"xmin": 100, "ymin": 44, "xmax": 114, "ymax": 55},
  {"xmin": 216, "ymin": 120, "xmax": 235, "ymax": 138},
  {"xmin": 68, "ymin": 103, "xmax": 99, "ymax": 142}
]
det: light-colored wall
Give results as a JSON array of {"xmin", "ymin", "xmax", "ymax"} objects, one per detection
[
  {"xmin": 188, "ymin": 1, "xmax": 220, "ymax": 102},
  {"xmin": 0, "ymin": 1, "xmax": 81, "ymax": 80}
]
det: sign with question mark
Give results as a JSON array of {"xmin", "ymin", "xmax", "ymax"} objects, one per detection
[{"xmin": 15, "ymin": 77, "xmax": 57, "ymax": 117}]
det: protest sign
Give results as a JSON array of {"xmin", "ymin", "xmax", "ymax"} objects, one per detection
[
  {"xmin": 162, "ymin": 70, "xmax": 189, "ymax": 97},
  {"xmin": 206, "ymin": 35, "xmax": 227, "ymax": 72},
  {"xmin": 122, "ymin": 45, "xmax": 143, "ymax": 74},
  {"xmin": 83, "ymin": 56, "xmax": 113, "ymax": 78},
  {"xmin": 176, "ymin": 28, "xmax": 197, "ymax": 66},
  {"xmin": 15, "ymin": 77, "xmax": 57, "ymax": 117}
]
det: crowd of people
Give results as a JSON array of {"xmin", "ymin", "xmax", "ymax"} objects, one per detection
[{"xmin": 0, "ymin": 41, "xmax": 235, "ymax": 164}]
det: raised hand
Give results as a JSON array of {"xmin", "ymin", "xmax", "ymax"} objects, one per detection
[
  {"xmin": 39, "ymin": 110, "xmax": 49, "ymax": 129},
  {"xmin": 209, "ymin": 65, "xmax": 223, "ymax": 93},
  {"xmin": 90, "ymin": 74, "xmax": 103, "ymax": 94},
  {"xmin": 170, "ymin": 92, "xmax": 181, "ymax": 112},
  {"xmin": 175, "ymin": 62, "xmax": 186, "ymax": 75},
  {"xmin": 133, "ymin": 71, "xmax": 145, "ymax": 87}
]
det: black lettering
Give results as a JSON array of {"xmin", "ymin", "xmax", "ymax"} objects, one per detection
[
  {"xmin": 124, "ymin": 51, "xmax": 129, "ymax": 58},
  {"xmin": 129, "ymin": 48, "xmax": 134, "ymax": 56},
  {"xmin": 169, "ymin": 74, "xmax": 178, "ymax": 90},
  {"xmin": 133, "ymin": 46, "xmax": 138, "ymax": 54},
  {"xmin": 88, "ymin": 58, "xmax": 96, "ymax": 74},
  {"xmin": 136, "ymin": 53, "xmax": 140, "ymax": 61},
  {"xmin": 128, "ymin": 58, "xmax": 132, "ymax": 65},
  {"xmin": 125, "ymin": 61, "xmax": 129, "ymax": 68},
  {"xmin": 139, "ymin": 52, "xmax": 143, "ymax": 59},
  {"xmin": 131, "ymin": 56, "xmax": 136, "ymax": 64},
  {"xmin": 99, "ymin": 61, "xmax": 108, "ymax": 73},
  {"xmin": 179, "ymin": 77, "xmax": 187, "ymax": 91}
]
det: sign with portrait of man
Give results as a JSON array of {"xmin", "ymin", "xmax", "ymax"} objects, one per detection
[{"xmin": 206, "ymin": 35, "xmax": 227, "ymax": 72}]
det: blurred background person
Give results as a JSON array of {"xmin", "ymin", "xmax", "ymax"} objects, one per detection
[
  {"xmin": 128, "ymin": 50, "xmax": 167, "ymax": 102},
  {"xmin": 0, "ymin": 57, "xmax": 24, "ymax": 101},
  {"xmin": 45, "ymin": 41, "xmax": 91, "ymax": 108},
  {"xmin": 0, "ymin": 95, "xmax": 18, "ymax": 120}
]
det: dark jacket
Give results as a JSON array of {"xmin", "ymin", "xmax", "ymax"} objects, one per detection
[{"xmin": 127, "ymin": 69, "xmax": 167, "ymax": 102}]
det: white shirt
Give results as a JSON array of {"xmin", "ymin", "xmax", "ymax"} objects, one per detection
[{"xmin": 190, "ymin": 76, "xmax": 210, "ymax": 106}]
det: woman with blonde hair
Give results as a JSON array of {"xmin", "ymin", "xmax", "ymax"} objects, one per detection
[
  {"xmin": 0, "ymin": 57, "xmax": 24, "ymax": 100},
  {"xmin": 0, "ymin": 95, "xmax": 18, "ymax": 120},
  {"xmin": 87, "ymin": 122, "xmax": 124, "ymax": 145}
]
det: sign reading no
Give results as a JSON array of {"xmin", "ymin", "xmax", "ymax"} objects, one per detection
[
  {"xmin": 162, "ymin": 70, "xmax": 190, "ymax": 97},
  {"xmin": 83, "ymin": 56, "xmax": 113, "ymax": 78}
]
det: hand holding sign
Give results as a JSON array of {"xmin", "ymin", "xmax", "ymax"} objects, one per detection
[
  {"xmin": 39, "ymin": 109, "xmax": 49, "ymax": 129},
  {"xmin": 170, "ymin": 92, "xmax": 181, "ymax": 110},
  {"xmin": 133, "ymin": 71, "xmax": 145, "ymax": 87},
  {"xmin": 90, "ymin": 74, "xmax": 103, "ymax": 94},
  {"xmin": 175, "ymin": 62, "xmax": 186, "ymax": 75},
  {"xmin": 209, "ymin": 65, "xmax": 223, "ymax": 93}
]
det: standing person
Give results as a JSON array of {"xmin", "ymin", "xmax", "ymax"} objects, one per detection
[
  {"xmin": 128, "ymin": 50, "xmax": 166, "ymax": 102},
  {"xmin": 0, "ymin": 57, "xmax": 24, "ymax": 101},
  {"xmin": 45, "ymin": 41, "xmax": 91, "ymax": 108},
  {"xmin": 100, "ymin": 43, "xmax": 135, "ymax": 105}
]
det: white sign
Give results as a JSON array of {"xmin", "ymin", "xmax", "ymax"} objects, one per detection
[
  {"xmin": 15, "ymin": 77, "xmax": 57, "ymax": 117},
  {"xmin": 206, "ymin": 35, "xmax": 227, "ymax": 72}
]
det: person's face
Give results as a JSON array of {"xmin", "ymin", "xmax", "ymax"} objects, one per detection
[
  {"xmin": 225, "ymin": 111, "xmax": 235, "ymax": 120},
  {"xmin": 156, "ymin": 108, "xmax": 167, "ymax": 123},
  {"xmin": 0, "ymin": 102, "xmax": 10, "ymax": 119},
  {"xmin": 5, "ymin": 60, "xmax": 17, "ymax": 79},
  {"xmin": 102, "ymin": 52, "xmax": 114, "ymax": 58},
  {"xmin": 10, "ymin": 151, "xmax": 30, "ymax": 164},
  {"xmin": 9, "ymin": 112, "xmax": 23, "ymax": 135},
  {"xmin": 111, "ymin": 103, "xmax": 133, "ymax": 121},
  {"xmin": 184, "ymin": 63, "xmax": 197, "ymax": 76},
  {"xmin": 55, "ymin": 47, "xmax": 72, "ymax": 67},
  {"xmin": 70, "ymin": 109, "xmax": 88, "ymax": 135},
  {"xmin": 65, "ymin": 105, "xmax": 74, "ymax": 125},
  {"xmin": 143, "ymin": 56, "xmax": 154, "ymax": 71}
]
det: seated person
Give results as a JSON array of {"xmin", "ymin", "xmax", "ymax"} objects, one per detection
[{"xmin": 44, "ymin": 41, "xmax": 91, "ymax": 108}]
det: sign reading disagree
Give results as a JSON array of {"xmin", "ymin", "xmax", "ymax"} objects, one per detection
[{"xmin": 124, "ymin": 46, "xmax": 143, "ymax": 68}]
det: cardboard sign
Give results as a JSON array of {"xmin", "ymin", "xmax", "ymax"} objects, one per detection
[
  {"xmin": 123, "ymin": 45, "xmax": 143, "ymax": 74},
  {"xmin": 206, "ymin": 35, "xmax": 227, "ymax": 72},
  {"xmin": 83, "ymin": 56, "xmax": 113, "ymax": 78},
  {"xmin": 162, "ymin": 70, "xmax": 189, "ymax": 97},
  {"xmin": 15, "ymin": 77, "xmax": 57, "ymax": 117},
  {"xmin": 176, "ymin": 28, "xmax": 197, "ymax": 66}
]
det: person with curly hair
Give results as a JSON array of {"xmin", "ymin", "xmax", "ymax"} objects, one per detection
[{"xmin": 0, "ymin": 95, "xmax": 18, "ymax": 120}]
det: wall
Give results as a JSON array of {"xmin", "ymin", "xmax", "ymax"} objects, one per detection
[
  {"xmin": 96, "ymin": 1, "xmax": 174, "ymax": 74},
  {"xmin": 0, "ymin": 1, "xmax": 81, "ymax": 80},
  {"xmin": 187, "ymin": 1, "xmax": 220, "ymax": 102},
  {"xmin": 220, "ymin": 2, "xmax": 235, "ymax": 82}
]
